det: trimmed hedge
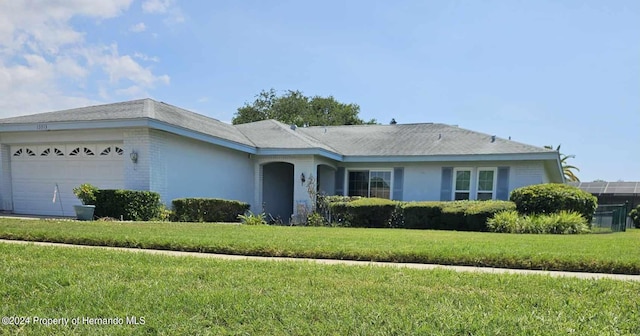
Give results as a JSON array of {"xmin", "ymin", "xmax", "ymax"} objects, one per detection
[
  {"xmin": 172, "ymin": 198, "xmax": 250, "ymax": 223},
  {"xmin": 94, "ymin": 189, "xmax": 161, "ymax": 221},
  {"xmin": 402, "ymin": 201, "xmax": 516, "ymax": 231},
  {"xmin": 329, "ymin": 198, "xmax": 515, "ymax": 231},
  {"xmin": 510, "ymin": 184, "xmax": 597, "ymax": 222},
  {"xmin": 402, "ymin": 202, "xmax": 443, "ymax": 229},
  {"xmin": 329, "ymin": 198, "xmax": 398, "ymax": 228}
]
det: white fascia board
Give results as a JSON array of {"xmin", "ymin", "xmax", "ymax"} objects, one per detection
[
  {"xmin": 0, "ymin": 119, "xmax": 148, "ymax": 132},
  {"xmin": 256, "ymin": 148, "xmax": 343, "ymax": 161},
  {"xmin": 147, "ymin": 120, "xmax": 256, "ymax": 154},
  {"xmin": 341, "ymin": 152, "xmax": 559, "ymax": 163}
]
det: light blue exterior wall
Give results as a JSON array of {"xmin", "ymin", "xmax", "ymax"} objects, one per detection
[
  {"xmin": 161, "ymin": 131, "xmax": 254, "ymax": 207},
  {"xmin": 317, "ymin": 164, "xmax": 336, "ymax": 195},
  {"xmin": 337, "ymin": 160, "xmax": 555, "ymax": 201}
]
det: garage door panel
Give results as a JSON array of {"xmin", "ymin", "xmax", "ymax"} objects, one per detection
[{"xmin": 10, "ymin": 144, "xmax": 125, "ymax": 216}]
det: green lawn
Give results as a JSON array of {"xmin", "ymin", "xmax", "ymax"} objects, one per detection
[
  {"xmin": 1, "ymin": 218, "xmax": 639, "ymax": 274},
  {"xmin": 1, "ymin": 243, "xmax": 639, "ymax": 335}
]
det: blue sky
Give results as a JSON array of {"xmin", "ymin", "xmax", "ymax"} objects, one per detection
[{"xmin": 1, "ymin": 0, "xmax": 638, "ymax": 181}]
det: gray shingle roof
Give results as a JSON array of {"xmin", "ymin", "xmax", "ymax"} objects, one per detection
[
  {"xmin": 0, "ymin": 99, "xmax": 254, "ymax": 147},
  {"xmin": 0, "ymin": 99, "xmax": 148, "ymax": 123},
  {"xmin": 148, "ymin": 100, "xmax": 253, "ymax": 147},
  {"xmin": 235, "ymin": 120, "xmax": 336, "ymax": 152},
  {"xmin": 296, "ymin": 123, "xmax": 553, "ymax": 156},
  {"xmin": 0, "ymin": 99, "xmax": 555, "ymax": 158}
]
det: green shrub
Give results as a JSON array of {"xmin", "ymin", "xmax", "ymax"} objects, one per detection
[
  {"xmin": 73, "ymin": 183, "xmax": 99, "ymax": 205},
  {"xmin": 387, "ymin": 202, "xmax": 405, "ymax": 228},
  {"xmin": 172, "ymin": 198, "xmax": 250, "ymax": 223},
  {"xmin": 306, "ymin": 212, "xmax": 328, "ymax": 226},
  {"xmin": 237, "ymin": 211, "xmax": 267, "ymax": 225},
  {"xmin": 94, "ymin": 189, "xmax": 161, "ymax": 221},
  {"xmin": 461, "ymin": 201, "xmax": 518, "ymax": 231},
  {"xmin": 324, "ymin": 195, "xmax": 363, "ymax": 204},
  {"xmin": 510, "ymin": 183, "xmax": 597, "ymax": 222},
  {"xmin": 486, "ymin": 210, "xmax": 522, "ymax": 233},
  {"xmin": 629, "ymin": 205, "xmax": 640, "ymax": 228},
  {"xmin": 546, "ymin": 211, "xmax": 590, "ymax": 234},
  {"xmin": 402, "ymin": 202, "xmax": 443, "ymax": 229},
  {"xmin": 488, "ymin": 210, "xmax": 590, "ymax": 234},
  {"xmin": 402, "ymin": 201, "xmax": 516, "ymax": 231},
  {"xmin": 154, "ymin": 204, "xmax": 173, "ymax": 222},
  {"xmin": 329, "ymin": 198, "xmax": 397, "ymax": 228}
]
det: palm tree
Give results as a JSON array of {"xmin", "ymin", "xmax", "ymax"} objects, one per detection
[{"xmin": 544, "ymin": 145, "xmax": 580, "ymax": 182}]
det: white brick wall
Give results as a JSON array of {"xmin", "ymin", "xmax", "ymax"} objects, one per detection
[
  {"xmin": 123, "ymin": 128, "xmax": 151, "ymax": 191},
  {"xmin": 149, "ymin": 130, "xmax": 167, "ymax": 203}
]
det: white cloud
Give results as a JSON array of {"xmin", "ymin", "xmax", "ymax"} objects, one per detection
[
  {"xmin": 142, "ymin": 0, "xmax": 184, "ymax": 26},
  {"xmin": 115, "ymin": 85, "xmax": 146, "ymax": 97},
  {"xmin": 0, "ymin": 0, "xmax": 170, "ymax": 117},
  {"xmin": 129, "ymin": 22, "xmax": 147, "ymax": 33},
  {"xmin": 133, "ymin": 52, "xmax": 159, "ymax": 63},
  {"xmin": 142, "ymin": 0, "xmax": 172, "ymax": 14},
  {"xmin": 99, "ymin": 45, "xmax": 170, "ymax": 87}
]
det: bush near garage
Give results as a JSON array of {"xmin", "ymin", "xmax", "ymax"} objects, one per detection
[
  {"xmin": 94, "ymin": 189, "xmax": 162, "ymax": 221},
  {"xmin": 172, "ymin": 198, "xmax": 250, "ymax": 223},
  {"xmin": 509, "ymin": 183, "xmax": 598, "ymax": 222}
]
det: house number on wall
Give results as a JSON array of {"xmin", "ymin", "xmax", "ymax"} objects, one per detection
[{"xmin": 36, "ymin": 124, "xmax": 48, "ymax": 130}]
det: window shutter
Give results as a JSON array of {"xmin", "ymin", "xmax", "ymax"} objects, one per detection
[
  {"xmin": 392, "ymin": 167, "xmax": 404, "ymax": 201},
  {"xmin": 335, "ymin": 167, "xmax": 345, "ymax": 196},
  {"xmin": 440, "ymin": 167, "xmax": 453, "ymax": 201},
  {"xmin": 496, "ymin": 166, "xmax": 510, "ymax": 200}
]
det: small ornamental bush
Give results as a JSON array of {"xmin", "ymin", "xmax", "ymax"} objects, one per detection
[
  {"xmin": 486, "ymin": 210, "xmax": 522, "ymax": 233},
  {"xmin": 73, "ymin": 183, "xmax": 99, "ymax": 205},
  {"xmin": 306, "ymin": 212, "xmax": 329, "ymax": 227},
  {"xmin": 172, "ymin": 198, "xmax": 250, "ymax": 223},
  {"xmin": 488, "ymin": 210, "xmax": 590, "ymax": 234},
  {"xmin": 510, "ymin": 183, "xmax": 597, "ymax": 222},
  {"xmin": 629, "ymin": 205, "xmax": 640, "ymax": 228},
  {"xmin": 545, "ymin": 211, "xmax": 590, "ymax": 234},
  {"xmin": 237, "ymin": 211, "xmax": 267, "ymax": 225}
]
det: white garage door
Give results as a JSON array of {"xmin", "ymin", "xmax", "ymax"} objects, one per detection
[{"xmin": 11, "ymin": 144, "xmax": 125, "ymax": 216}]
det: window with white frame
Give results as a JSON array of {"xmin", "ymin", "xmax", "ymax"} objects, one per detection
[
  {"xmin": 476, "ymin": 168, "xmax": 496, "ymax": 200},
  {"xmin": 454, "ymin": 168, "xmax": 472, "ymax": 200},
  {"xmin": 347, "ymin": 170, "xmax": 392, "ymax": 199},
  {"xmin": 452, "ymin": 167, "xmax": 498, "ymax": 201}
]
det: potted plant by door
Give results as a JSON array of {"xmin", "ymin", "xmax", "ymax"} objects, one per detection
[{"xmin": 72, "ymin": 183, "xmax": 98, "ymax": 221}]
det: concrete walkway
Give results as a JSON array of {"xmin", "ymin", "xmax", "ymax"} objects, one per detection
[{"xmin": 2, "ymin": 239, "xmax": 639, "ymax": 282}]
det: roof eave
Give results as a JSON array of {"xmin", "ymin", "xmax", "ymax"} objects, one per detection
[
  {"xmin": 256, "ymin": 147, "xmax": 342, "ymax": 161},
  {"xmin": 341, "ymin": 152, "xmax": 560, "ymax": 163},
  {"xmin": 0, "ymin": 118, "xmax": 258, "ymax": 154}
]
